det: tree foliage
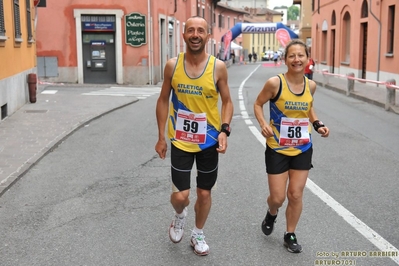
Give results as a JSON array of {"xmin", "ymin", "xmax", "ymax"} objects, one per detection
[{"xmin": 287, "ymin": 5, "xmax": 300, "ymax": 20}]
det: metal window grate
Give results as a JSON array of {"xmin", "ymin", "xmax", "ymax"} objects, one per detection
[
  {"xmin": 1, "ymin": 104, "xmax": 7, "ymax": 120},
  {"xmin": 81, "ymin": 15, "xmax": 116, "ymax": 23},
  {"xmin": 0, "ymin": 0, "xmax": 5, "ymax": 36}
]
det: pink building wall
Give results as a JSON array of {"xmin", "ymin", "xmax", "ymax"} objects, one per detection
[
  {"xmin": 35, "ymin": 0, "xmax": 245, "ymax": 85},
  {"xmin": 312, "ymin": 0, "xmax": 399, "ymax": 83}
]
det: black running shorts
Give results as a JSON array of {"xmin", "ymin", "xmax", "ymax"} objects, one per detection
[
  {"xmin": 171, "ymin": 143, "xmax": 218, "ymax": 191},
  {"xmin": 265, "ymin": 145, "xmax": 313, "ymax": 174}
]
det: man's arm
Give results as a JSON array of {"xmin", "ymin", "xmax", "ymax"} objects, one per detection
[
  {"xmin": 215, "ymin": 59, "xmax": 233, "ymax": 125},
  {"xmin": 155, "ymin": 58, "xmax": 176, "ymax": 159},
  {"xmin": 215, "ymin": 59, "xmax": 234, "ymax": 153}
]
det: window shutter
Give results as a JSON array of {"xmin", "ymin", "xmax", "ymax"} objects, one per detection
[
  {"xmin": 14, "ymin": 0, "xmax": 22, "ymax": 39},
  {"xmin": 0, "ymin": 0, "xmax": 5, "ymax": 35},
  {"xmin": 26, "ymin": 0, "xmax": 32, "ymax": 40}
]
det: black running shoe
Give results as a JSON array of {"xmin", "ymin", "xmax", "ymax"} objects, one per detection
[
  {"xmin": 261, "ymin": 210, "xmax": 278, "ymax": 235},
  {"xmin": 284, "ymin": 232, "xmax": 303, "ymax": 253}
]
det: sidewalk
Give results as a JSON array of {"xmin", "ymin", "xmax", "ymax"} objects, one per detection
[
  {"xmin": 0, "ymin": 74, "xmax": 398, "ymax": 197},
  {"xmin": 312, "ymin": 71, "xmax": 399, "ymax": 114},
  {"xmin": 0, "ymin": 84, "xmax": 140, "ymax": 197}
]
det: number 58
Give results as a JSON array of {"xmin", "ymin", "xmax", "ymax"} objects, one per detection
[{"xmin": 287, "ymin": 126, "xmax": 302, "ymax": 138}]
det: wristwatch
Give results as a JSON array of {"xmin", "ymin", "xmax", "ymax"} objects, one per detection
[
  {"xmin": 220, "ymin": 123, "xmax": 231, "ymax": 137},
  {"xmin": 312, "ymin": 120, "xmax": 325, "ymax": 131}
]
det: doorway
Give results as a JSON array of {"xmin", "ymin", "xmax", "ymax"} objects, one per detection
[
  {"xmin": 361, "ymin": 23, "xmax": 368, "ymax": 79},
  {"xmin": 331, "ymin": 29, "xmax": 336, "ymax": 73},
  {"xmin": 82, "ymin": 33, "xmax": 116, "ymax": 84}
]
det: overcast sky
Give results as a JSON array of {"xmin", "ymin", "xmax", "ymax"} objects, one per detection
[{"xmin": 268, "ymin": 0, "xmax": 293, "ymax": 8}]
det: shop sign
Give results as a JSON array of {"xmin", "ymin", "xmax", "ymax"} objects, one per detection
[
  {"xmin": 83, "ymin": 22, "xmax": 115, "ymax": 32},
  {"xmin": 125, "ymin": 12, "xmax": 146, "ymax": 47}
]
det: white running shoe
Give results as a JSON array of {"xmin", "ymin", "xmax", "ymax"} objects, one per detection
[
  {"xmin": 190, "ymin": 232, "xmax": 209, "ymax": 256},
  {"xmin": 169, "ymin": 207, "xmax": 187, "ymax": 243}
]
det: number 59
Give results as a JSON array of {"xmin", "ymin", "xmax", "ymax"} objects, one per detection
[{"xmin": 183, "ymin": 120, "xmax": 199, "ymax": 133}]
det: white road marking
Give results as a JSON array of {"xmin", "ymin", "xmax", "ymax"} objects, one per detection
[
  {"xmin": 41, "ymin": 90, "xmax": 58, "ymax": 94},
  {"xmin": 82, "ymin": 86, "xmax": 161, "ymax": 99},
  {"xmin": 239, "ymin": 67, "xmax": 399, "ymax": 264}
]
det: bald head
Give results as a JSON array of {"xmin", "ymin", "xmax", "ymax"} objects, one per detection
[{"xmin": 184, "ymin": 16, "xmax": 209, "ymax": 33}]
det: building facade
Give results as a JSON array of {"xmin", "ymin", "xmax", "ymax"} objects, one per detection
[
  {"xmin": 0, "ymin": 0, "xmax": 38, "ymax": 119},
  {"xmin": 311, "ymin": 0, "xmax": 398, "ymax": 82},
  {"xmin": 241, "ymin": 7, "xmax": 284, "ymax": 59},
  {"xmin": 34, "ymin": 0, "xmax": 247, "ymax": 86},
  {"xmin": 217, "ymin": 0, "xmax": 288, "ymax": 62}
]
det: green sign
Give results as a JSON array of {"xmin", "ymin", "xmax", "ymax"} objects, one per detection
[{"xmin": 125, "ymin": 12, "xmax": 146, "ymax": 47}]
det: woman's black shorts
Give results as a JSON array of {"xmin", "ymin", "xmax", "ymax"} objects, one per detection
[{"xmin": 265, "ymin": 145, "xmax": 313, "ymax": 174}]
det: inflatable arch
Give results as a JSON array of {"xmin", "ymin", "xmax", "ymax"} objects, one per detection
[{"xmin": 220, "ymin": 22, "xmax": 299, "ymax": 60}]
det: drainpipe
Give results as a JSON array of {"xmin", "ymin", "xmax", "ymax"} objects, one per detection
[
  {"xmin": 148, "ymin": 0, "xmax": 153, "ymax": 85},
  {"xmin": 369, "ymin": 0, "xmax": 381, "ymax": 83},
  {"xmin": 150, "ymin": 16, "xmax": 154, "ymax": 84}
]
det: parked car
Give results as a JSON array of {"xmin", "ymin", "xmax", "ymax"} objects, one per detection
[{"xmin": 261, "ymin": 51, "xmax": 274, "ymax": 61}]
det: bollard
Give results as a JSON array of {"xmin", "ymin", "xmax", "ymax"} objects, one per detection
[
  {"xmin": 27, "ymin": 73, "xmax": 37, "ymax": 103},
  {"xmin": 346, "ymin": 73, "xmax": 355, "ymax": 96},
  {"xmin": 322, "ymin": 69, "xmax": 329, "ymax": 86},
  {"xmin": 385, "ymin": 79, "xmax": 396, "ymax": 111}
]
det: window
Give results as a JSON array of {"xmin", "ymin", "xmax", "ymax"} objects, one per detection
[
  {"xmin": 13, "ymin": 0, "xmax": 22, "ymax": 40},
  {"xmin": 361, "ymin": 0, "xmax": 368, "ymax": 18},
  {"xmin": 387, "ymin": 5, "xmax": 395, "ymax": 54},
  {"xmin": 322, "ymin": 31, "xmax": 327, "ymax": 62},
  {"xmin": 342, "ymin": 12, "xmax": 351, "ymax": 63},
  {"xmin": 0, "ymin": 0, "xmax": 5, "ymax": 36},
  {"xmin": 25, "ymin": 0, "xmax": 32, "ymax": 41},
  {"xmin": 331, "ymin": 10, "xmax": 336, "ymax": 26},
  {"xmin": 218, "ymin": 14, "xmax": 224, "ymax": 28}
]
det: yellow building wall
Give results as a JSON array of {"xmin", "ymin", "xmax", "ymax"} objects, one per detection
[
  {"xmin": 0, "ymin": 0, "xmax": 37, "ymax": 118},
  {"xmin": 242, "ymin": 13, "xmax": 283, "ymax": 61},
  {"xmin": 0, "ymin": 0, "xmax": 37, "ymax": 79},
  {"xmin": 298, "ymin": 0, "xmax": 312, "ymax": 44}
]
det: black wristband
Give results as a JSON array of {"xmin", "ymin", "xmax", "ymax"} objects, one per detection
[
  {"xmin": 221, "ymin": 123, "xmax": 231, "ymax": 137},
  {"xmin": 313, "ymin": 120, "xmax": 325, "ymax": 132}
]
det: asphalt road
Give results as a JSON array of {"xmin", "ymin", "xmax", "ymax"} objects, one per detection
[{"xmin": 0, "ymin": 62, "xmax": 398, "ymax": 266}]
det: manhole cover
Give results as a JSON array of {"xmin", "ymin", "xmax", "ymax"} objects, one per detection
[{"xmin": 24, "ymin": 110, "xmax": 48, "ymax": 113}]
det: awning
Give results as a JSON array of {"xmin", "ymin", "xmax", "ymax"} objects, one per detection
[{"xmin": 231, "ymin": 42, "xmax": 242, "ymax": 50}]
